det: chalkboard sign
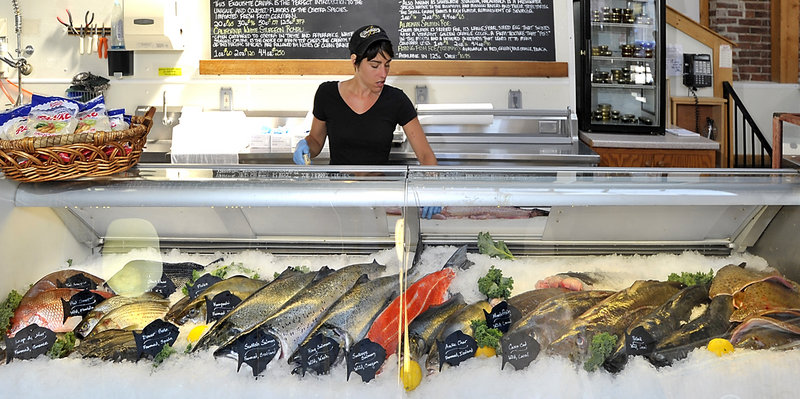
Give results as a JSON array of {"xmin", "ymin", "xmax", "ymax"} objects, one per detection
[
  {"xmin": 210, "ymin": 0, "xmax": 555, "ymax": 62},
  {"xmin": 205, "ymin": 290, "xmax": 243, "ymax": 323},
  {"xmin": 133, "ymin": 319, "xmax": 180, "ymax": 359},
  {"xmin": 625, "ymin": 326, "xmax": 656, "ymax": 355},
  {"xmin": 188, "ymin": 274, "xmax": 223, "ymax": 300},
  {"xmin": 4, "ymin": 324, "xmax": 56, "ymax": 363},
  {"xmin": 437, "ymin": 330, "xmax": 477, "ymax": 371},
  {"xmin": 483, "ymin": 301, "xmax": 519, "ymax": 333},
  {"xmin": 500, "ymin": 331, "xmax": 539, "ymax": 370},
  {"xmin": 234, "ymin": 327, "xmax": 280, "ymax": 376},
  {"xmin": 62, "ymin": 290, "xmax": 107, "ymax": 320},
  {"xmin": 296, "ymin": 333, "xmax": 340, "ymax": 376},
  {"xmin": 57, "ymin": 273, "xmax": 98, "ymax": 290},
  {"xmin": 346, "ymin": 338, "xmax": 385, "ymax": 383},
  {"xmin": 151, "ymin": 272, "xmax": 177, "ymax": 298}
]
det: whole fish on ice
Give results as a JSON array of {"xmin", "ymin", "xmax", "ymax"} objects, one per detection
[
  {"xmin": 9, "ymin": 288, "xmax": 114, "ymax": 337},
  {"xmin": 165, "ymin": 275, "xmax": 268, "ymax": 325}
]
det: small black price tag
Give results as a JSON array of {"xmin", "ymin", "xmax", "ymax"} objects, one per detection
[
  {"xmin": 234, "ymin": 327, "xmax": 280, "ymax": 377},
  {"xmin": 4, "ymin": 324, "xmax": 56, "ymax": 363},
  {"xmin": 625, "ymin": 326, "xmax": 656, "ymax": 355},
  {"xmin": 133, "ymin": 319, "xmax": 180, "ymax": 359},
  {"xmin": 205, "ymin": 291, "xmax": 242, "ymax": 323},
  {"xmin": 483, "ymin": 301, "xmax": 519, "ymax": 333},
  {"xmin": 437, "ymin": 330, "xmax": 477, "ymax": 371},
  {"xmin": 500, "ymin": 332, "xmax": 540, "ymax": 371},
  {"xmin": 346, "ymin": 338, "xmax": 386, "ymax": 382},
  {"xmin": 188, "ymin": 274, "xmax": 222, "ymax": 300},
  {"xmin": 297, "ymin": 333, "xmax": 340, "ymax": 376},
  {"xmin": 151, "ymin": 272, "xmax": 177, "ymax": 298},
  {"xmin": 56, "ymin": 273, "xmax": 98, "ymax": 290},
  {"xmin": 62, "ymin": 290, "xmax": 107, "ymax": 321}
]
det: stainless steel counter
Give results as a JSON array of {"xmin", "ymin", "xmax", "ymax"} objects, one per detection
[{"xmin": 580, "ymin": 131, "xmax": 720, "ymax": 150}]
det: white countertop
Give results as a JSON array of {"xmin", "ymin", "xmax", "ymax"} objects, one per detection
[{"xmin": 580, "ymin": 132, "xmax": 720, "ymax": 150}]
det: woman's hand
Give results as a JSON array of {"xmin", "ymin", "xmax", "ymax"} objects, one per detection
[{"xmin": 293, "ymin": 139, "xmax": 311, "ymax": 165}]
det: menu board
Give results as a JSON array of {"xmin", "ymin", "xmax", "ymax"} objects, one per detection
[{"xmin": 210, "ymin": 0, "xmax": 555, "ymax": 62}]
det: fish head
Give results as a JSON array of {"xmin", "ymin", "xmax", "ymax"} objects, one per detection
[
  {"xmin": 408, "ymin": 333, "xmax": 426, "ymax": 360},
  {"xmin": 176, "ymin": 305, "xmax": 205, "ymax": 325},
  {"xmin": 547, "ymin": 325, "xmax": 592, "ymax": 364}
]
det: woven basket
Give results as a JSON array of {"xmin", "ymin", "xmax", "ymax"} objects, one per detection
[{"xmin": 0, "ymin": 107, "xmax": 155, "ymax": 182}]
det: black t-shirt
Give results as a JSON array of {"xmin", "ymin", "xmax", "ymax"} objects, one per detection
[{"xmin": 313, "ymin": 81, "xmax": 417, "ymax": 165}]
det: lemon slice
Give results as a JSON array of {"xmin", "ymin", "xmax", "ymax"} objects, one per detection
[
  {"xmin": 401, "ymin": 359, "xmax": 423, "ymax": 391},
  {"xmin": 475, "ymin": 346, "xmax": 497, "ymax": 358},
  {"xmin": 707, "ymin": 338, "xmax": 734, "ymax": 356},
  {"xmin": 187, "ymin": 325, "xmax": 209, "ymax": 343}
]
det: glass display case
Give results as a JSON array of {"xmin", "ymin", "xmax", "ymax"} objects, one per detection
[
  {"xmin": 1, "ymin": 165, "xmax": 800, "ymax": 397},
  {"xmin": 574, "ymin": 0, "xmax": 666, "ymax": 134}
]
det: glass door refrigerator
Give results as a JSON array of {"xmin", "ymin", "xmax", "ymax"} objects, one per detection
[{"xmin": 574, "ymin": 0, "xmax": 666, "ymax": 134}]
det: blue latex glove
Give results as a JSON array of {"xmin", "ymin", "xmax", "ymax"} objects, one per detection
[
  {"xmin": 421, "ymin": 206, "xmax": 442, "ymax": 219},
  {"xmin": 293, "ymin": 139, "xmax": 311, "ymax": 165}
]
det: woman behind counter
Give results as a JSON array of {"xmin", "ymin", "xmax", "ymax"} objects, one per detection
[{"xmin": 293, "ymin": 25, "xmax": 438, "ymax": 166}]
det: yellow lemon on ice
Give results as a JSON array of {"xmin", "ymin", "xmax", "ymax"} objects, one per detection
[
  {"xmin": 475, "ymin": 346, "xmax": 497, "ymax": 358},
  {"xmin": 401, "ymin": 359, "xmax": 423, "ymax": 391},
  {"xmin": 707, "ymin": 338, "xmax": 734, "ymax": 356},
  {"xmin": 187, "ymin": 325, "xmax": 209, "ymax": 343}
]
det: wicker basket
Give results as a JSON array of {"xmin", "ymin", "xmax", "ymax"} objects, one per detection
[{"xmin": 0, "ymin": 107, "xmax": 155, "ymax": 182}]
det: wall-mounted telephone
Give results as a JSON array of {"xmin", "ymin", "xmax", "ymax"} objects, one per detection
[{"xmin": 683, "ymin": 53, "xmax": 713, "ymax": 89}]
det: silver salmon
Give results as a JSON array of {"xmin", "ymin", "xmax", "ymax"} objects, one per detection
[{"xmin": 192, "ymin": 266, "xmax": 321, "ymax": 353}]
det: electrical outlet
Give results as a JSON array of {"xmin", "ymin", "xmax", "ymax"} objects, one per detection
[
  {"xmin": 220, "ymin": 87, "xmax": 232, "ymax": 111},
  {"xmin": 415, "ymin": 85, "xmax": 428, "ymax": 104},
  {"xmin": 508, "ymin": 90, "xmax": 522, "ymax": 109}
]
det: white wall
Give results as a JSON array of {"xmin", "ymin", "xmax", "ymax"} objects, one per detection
[{"xmin": 0, "ymin": 0, "xmax": 576, "ymax": 114}]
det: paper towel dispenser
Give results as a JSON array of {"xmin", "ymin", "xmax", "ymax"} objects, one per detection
[{"xmin": 123, "ymin": 0, "xmax": 183, "ymax": 50}]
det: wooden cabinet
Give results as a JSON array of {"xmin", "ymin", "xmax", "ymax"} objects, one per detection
[
  {"xmin": 592, "ymin": 146, "xmax": 716, "ymax": 167},
  {"xmin": 670, "ymin": 96, "xmax": 728, "ymax": 167}
]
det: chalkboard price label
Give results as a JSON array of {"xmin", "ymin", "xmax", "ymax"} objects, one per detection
[
  {"xmin": 4, "ymin": 324, "xmax": 56, "ymax": 363},
  {"xmin": 62, "ymin": 290, "xmax": 107, "ymax": 320},
  {"xmin": 151, "ymin": 272, "xmax": 177, "ymax": 298},
  {"xmin": 188, "ymin": 274, "xmax": 222, "ymax": 300},
  {"xmin": 234, "ymin": 327, "xmax": 280, "ymax": 377},
  {"xmin": 297, "ymin": 333, "xmax": 340, "ymax": 376},
  {"xmin": 626, "ymin": 326, "xmax": 656, "ymax": 355},
  {"xmin": 133, "ymin": 319, "xmax": 179, "ymax": 359},
  {"xmin": 346, "ymin": 338, "xmax": 386, "ymax": 383},
  {"xmin": 205, "ymin": 290, "xmax": 242, "ymax": 323},
  {"xmin": 484, "ymin": 301, "xmax": 519, "ymax": 333},
  {"xmin": 57, "ymin": 273, "xmax": 97, "ymax": 290},
  {"xmin": 437, "ymin": 330, "xmax": 477, "ymax": 371},
  {"xmin": 500, "ymin": 331, "xmax": 540, "ymax": 371}
]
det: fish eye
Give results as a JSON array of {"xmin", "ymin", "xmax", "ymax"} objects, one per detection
[
  {"xmin": 188, "ymin": 308, "xmax": 198, "ymax": 317},
  {"xmin": 576, "ymin": 335, "xmax": 585, "ymax": 347}
]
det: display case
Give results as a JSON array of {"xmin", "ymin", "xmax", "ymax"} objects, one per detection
[
  {"xmin": 2, "ymin": 165, "xmax": 800, "ymax": 397},
  {"xmin": 574, "ymin": 0, "xmax": 666, "ymax": 134}
]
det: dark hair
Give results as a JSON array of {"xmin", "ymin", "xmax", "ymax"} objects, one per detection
[{"xmin": 354, "ymin": 40, "xmax": 394, "ymax": 65}]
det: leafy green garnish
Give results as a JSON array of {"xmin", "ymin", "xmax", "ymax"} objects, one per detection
[
  {"xmin": 668, "ymin": 269, "xmax": 714, "ymax": 287},
  {"xmin": 153, "ymin": 344, "xmax": 176, "ymax": 367},
  {"xmin": 66, "ymin": 259, "xmax": 73, "ymax": 267},
  {"xmin": 584, "ymin": 332, "xmax": 618, "ymax": 372},
  {"xmin": 0, "ymin": 289, "xmax": 23, "ymax": 336},
  {"xmin": 477, "ymin": 232, "xmax": 515, "ymax": 260},
  {"xmin": 184, "ymin": 343, "xmax": 193, "ymax": 354},
  {"xmin": 48, "ymin": 332, "xmax": 76, "ymax": 359},
  {"xmin": 478, "ymin": 265, "xmax": 514, "ymax": 300},
  {"xmin": 470, "ymin": 319, "xmax": 503, "ymax": 350}
]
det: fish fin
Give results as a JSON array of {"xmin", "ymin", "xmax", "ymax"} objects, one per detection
[
  {"xmin": 61, "ymin": 298, "xmax": 70, "ymax": 323},
  {"xmin": 737, "ymin": 262, "xmax": 747, "ymax": 269},
  {"xmin": 354, "ymin": 274, "xmax": 370, "ymax": 286},
  {"xmin": 314, "ymin": 266, "xmax": 336, "ymax": 281},
  {"xmin": 206, "ymin": 257, "xmax": 225, "ymax": 268},
  {"xmin": 442, "ymin": 245, "xmax": 473, "ymax": 271}
]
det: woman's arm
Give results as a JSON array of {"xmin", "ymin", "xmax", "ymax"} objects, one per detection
[
  {"xmin": 304, "ymin": 117, "xmax": 328, "ymax": 158},
  {"xmin": 403, "ymin": 117, "xmax": 438, "ymax": 165}
]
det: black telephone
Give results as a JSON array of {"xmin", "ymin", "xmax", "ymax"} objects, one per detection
[{"xmin": 683, "ymin": 53, "xmax": 713, "ymax": 89}]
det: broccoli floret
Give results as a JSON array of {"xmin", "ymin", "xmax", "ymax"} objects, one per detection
[
  {"xmin": 153, "ymin": 344, "xmax": 177, "ymax": 367},
  {"xmin": 477, "ymin": 232, "xmax": 515, "ymax": 260},
  {"xmin": 477, "ymin": 266, "xmax": 514, "ymax": 300},
  {"xmin": 667, "ymin": 269, "xmax": 714, "ymax": 287},
  {"xmin": 48, "ymin": 332, "xmax": 77, "ymax": 359},
  {"xmin": 583, "ymin": 332, "xmax": 618, "ymax": 372},
  {"xmin": 470, "ymin": 319, "xmax": 503, "ymax": 350},
  {"xmin": 0, "ymin": 289, "xmax": 23, "ymax": 336}
]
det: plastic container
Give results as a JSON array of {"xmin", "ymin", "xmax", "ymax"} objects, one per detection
[{"xmin": 111, "ymin": 0, "xmax": 126, "ymax": 49}]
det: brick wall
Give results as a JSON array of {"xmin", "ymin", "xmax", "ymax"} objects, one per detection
[{"xmin": 709, "ymin": 0, "xmax": 772, "ymax": 81}]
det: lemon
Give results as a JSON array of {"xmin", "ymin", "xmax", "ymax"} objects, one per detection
[
  {"xmin": 475, "ymin": 346, "xmax": 497, "ymax": 358},
  {"xmin": 187, "ymin": 325, "xmax": 209, "ymax": 343},
  {"xmin": 400, "ymin": 359, "xmax": 423, "ymax": 391},
  {"xmin": 707, "ymin": 338, "xmax": 734, "ymax": 356}
]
